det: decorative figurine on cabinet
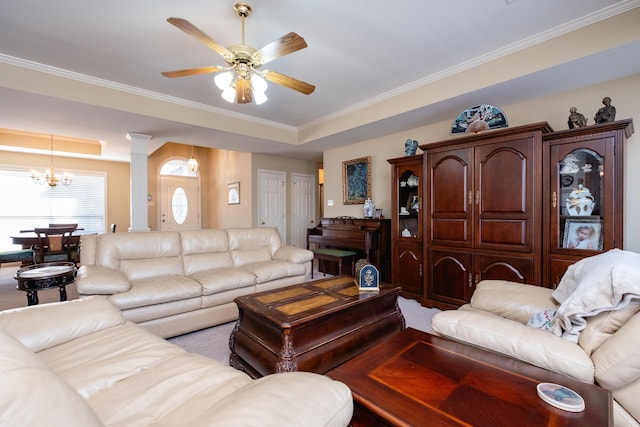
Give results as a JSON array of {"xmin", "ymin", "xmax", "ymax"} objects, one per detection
[
  {"xmin": 593, "ymin": 97, "xmax": 616, "ymax": 123},
  {"xmin": 404, "ymin": 139, "xmax": 418, "ymax": 156},
  {"xmin": 568, "ymin": 107, "xmax": 587, "ymax": 129}
]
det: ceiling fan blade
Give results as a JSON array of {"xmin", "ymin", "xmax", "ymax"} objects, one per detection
[
  {"xmin": 162, "ymin": 66, "xmax": 225, "ymax": 78},
  {"xmin": 167, "ymin": 17, "xmax": 232, "ymax": 60},
  {"xmin": 254, "ymin": 32, "xmax": 307, "ymax": 66},
  {"xmin": 263, "ymin": 70, "xmax": 315, "ymax": 95}
]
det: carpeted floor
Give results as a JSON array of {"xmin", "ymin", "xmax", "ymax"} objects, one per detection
[{"xmin": 1, "ymin": 262, "xmax": 439, "ymax": 365}]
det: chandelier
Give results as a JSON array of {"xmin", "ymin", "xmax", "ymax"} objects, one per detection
[
  {"xmin": 187, "ymin": 145, "xmax": 199, "ymax": 172},
  {"xmin": 31, "ymin": 135, "xmax": 72, "ymax": 187}
]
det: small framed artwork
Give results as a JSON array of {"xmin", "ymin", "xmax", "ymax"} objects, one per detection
[
  {"xmin": 342, "ymin": 156, "xmax": 371, "ymax": 205},
  {"xmin": 563, "ymin": 218, "xmax": 602, "ymax": 250},
  {"xmin": 374, "ymin": 208, "xmax": 382, "ymax": 219},
  {"xmin": 227, "ymin": 182, "xmax": 240, "ymax": 205}
]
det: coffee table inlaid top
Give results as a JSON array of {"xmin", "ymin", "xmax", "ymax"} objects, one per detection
[
  {"xmin": 327, "ymin": 328, "xmax": 612, "ymax": 427},
  {"xmin": 235, "ymin": 276, "xmax": 398, "ymax": 324}
]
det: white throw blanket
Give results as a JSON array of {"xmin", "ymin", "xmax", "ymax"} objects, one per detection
[{"xmin": 551, "ymin": 249, "xmax": 640, "ymax": 342}]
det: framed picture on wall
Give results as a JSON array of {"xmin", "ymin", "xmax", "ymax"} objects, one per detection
[
  {"xmin": 227, "ymin": 182, "xmax": 240, "ymax": 205},
  {"xmin": 342, "ymin": 156, "xmax": 371, "ymax": 205}
]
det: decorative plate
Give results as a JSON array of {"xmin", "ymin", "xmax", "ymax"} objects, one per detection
[
  {"xmin": 451, "ymin": 104, "xmax": 508, "ymax": 134},
  {"xmin": 536, "ymin": 383, "xmax": 585, "ymax": 412}
]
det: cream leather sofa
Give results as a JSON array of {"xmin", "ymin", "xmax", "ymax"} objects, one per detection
[
  {"xmin": 432, "ymin": 278, "xmax": 640, "ymax": 427},
  {"xmin": 77, "ymin": 228, "xmax": 313, "ymax": 338},
  {"xmin": 0, "ymin": 297, "xmax": 353, "ymax": 427}
]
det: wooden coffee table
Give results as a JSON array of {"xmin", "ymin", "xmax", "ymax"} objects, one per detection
[
  {"xmin": 327, "ymin": 328, "xmax": 612, "ymax": 427},
  {"xmin": 229, "ymin": 276, "xmax": 404, "ymax": 378}
]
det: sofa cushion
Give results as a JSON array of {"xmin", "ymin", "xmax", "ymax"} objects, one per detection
[
  {"xmin": 0, "ymin": 331, "xmax": 104, "ymax": 427},
  {"xmin": 96, "ymin": 231, "xmax": 183, "ymax": 275},
  {"xmin": 109, "ymin": 276, "xmax": 202, "ymax": 310},
  {"xmin": 231, "ymin": 247, "xmax": 273, "ymax": 267},
  {"xmin": 180, "ymin": 229, "xmax": 229, "ymax": 255},
  {"xmin": 193, "ymin": 267, "xmax": 257, "ymax": 295},
  {"xmin": 242, "ymin": 260, "xmax": 306, "ymax": 284},
  {"xmin": 579, "ymin": 300, "xmax": 640, "ymax": 355},
  {"xmin": 121, "ymin": 256, "xmax": 185, "ymax": 281},
  {"xmin": 202, "ymin": 372, "xmax": 353, "ymax": 427},
  {"xmin": 592, "ymin": 312, "xmax": 640, "ymax": 391},
  {"xmin": 183, "ymin": 252, "xmax": 234, "ymax": 276},
  {"xmin": 84, "ymin": 351, "xmax": 252, "ymax": 426},
  {"xmin": 39, "ymin": 322, "xmax": 186, "ymax": 400},
  {"xmin": 227, "ymin": 227, "xmax": 283, "ymax": 255},
  {"xmin": 470, "ymin": 280, "xmax": 558, "ymax": 325},
  {"xmin": 0, "ymin": 297, "xmax": 124, "ymax": 353},
  {"xmin": 431, "ymin": 308, "xmax": 595, "ymax": 383}
]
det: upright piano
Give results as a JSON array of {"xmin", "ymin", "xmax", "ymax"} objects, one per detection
[{"xmin": 307, "ymin": 217, "xmax": 391, "ymax": 282}]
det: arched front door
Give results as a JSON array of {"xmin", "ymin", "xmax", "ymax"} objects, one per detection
[{"xmin": 159, "ymin": 159, "xmax": 200, "ymax": 231}]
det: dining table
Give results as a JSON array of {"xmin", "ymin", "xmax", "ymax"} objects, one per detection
[{"xmin": 11, "ymin": 230, "xmax": 85, "ymax": 249}]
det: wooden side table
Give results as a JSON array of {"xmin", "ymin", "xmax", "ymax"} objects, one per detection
[
  {"xmin": 14, "ymin": 262, "xmax": 77, "ymax": 306},
  {"xmin": 312, "ymin": 248, "xmax": 356, "ymax": 277}
]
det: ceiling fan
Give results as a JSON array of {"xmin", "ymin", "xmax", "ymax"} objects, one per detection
[{"xmin": 162, "ymin": 2, "xmax": 315, "ymax": 105}]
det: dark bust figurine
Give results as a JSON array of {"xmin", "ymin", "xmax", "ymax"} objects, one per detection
[
  {"xmin": 594, "ymin": 97, "xmax": 616, "ymax": 123},
  {"xmin": 404, "ymin": 139, "xmax": 418, "ymax": 156},
  {"xmin": 568, "ymin": 107, "xmax": 587, "ymax": 129}
]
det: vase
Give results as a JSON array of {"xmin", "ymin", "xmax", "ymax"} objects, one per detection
[{"xmin": 565, "ymin": 183, "xmax": 595, "ymax": 216}]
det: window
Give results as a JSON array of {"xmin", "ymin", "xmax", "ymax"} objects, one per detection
[{"xmin": 0, "ymin": 168, "xmax": 106, "ymax": 250}]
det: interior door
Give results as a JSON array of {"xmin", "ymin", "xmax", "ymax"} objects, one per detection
[
  {"xmin": 291, "ymin": 173, "xmax": 315, "ymax": 248},
  {"xmin": 257, "ymin": 170, "xmax": 286, "ymax": 242},
  {"xmin": 160, "ymin": 175, "xmax": 200, "ymax": 231}
]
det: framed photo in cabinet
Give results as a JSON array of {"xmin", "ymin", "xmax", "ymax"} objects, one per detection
[{"xmin": 562, "ymin": 218, "xmax": 602, "ymax": 250}]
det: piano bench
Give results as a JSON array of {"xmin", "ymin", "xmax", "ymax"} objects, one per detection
[{"xmin": 312, "ymin": 248, "xmax": 357, "ymax": 278}]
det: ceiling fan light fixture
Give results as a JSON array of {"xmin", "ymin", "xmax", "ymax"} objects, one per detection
[
  {"xmin": 221, "ymin": 86, "xmax": 236, "ymax": 103},
  {"xmin": 214, "ymin": 71, "xmax": 234, "ymax": 90},
  {"xmin": 253, "ymin": 88, "xmax": 267, "ymax": 105},
  {"xmin": 251, "ymin": 71, "xmax": 267, "ymax": 92}
]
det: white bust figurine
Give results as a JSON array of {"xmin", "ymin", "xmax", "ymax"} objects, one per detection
[{"xmin": 363, "ymin": 198, "xmax": 375, "ymax": 218}]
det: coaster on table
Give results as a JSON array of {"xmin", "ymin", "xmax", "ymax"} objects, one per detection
[{"xmin": 536, "ymin": 383, "xmax": 585, "ymax": 412}]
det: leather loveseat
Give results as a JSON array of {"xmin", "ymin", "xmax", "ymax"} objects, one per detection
[
  {"xmin": 431, "ymin": 249, "xmax": 640, "ymax": 427},
  {"xmin": 0, "ymin": 297, "xmax": 353, "ymax": 427},
  {"xmin": 77, "ymin": 227, "xmax": 313, "ymax": 338}
]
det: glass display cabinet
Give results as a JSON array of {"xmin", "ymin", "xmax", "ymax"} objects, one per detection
[
  {"xmin": 543, "ymin": 119, "xmax": 634, "ymax": 287},
  {"xmin": 387, "ymin": 154, "xmax": 423, "ymax": 301}
]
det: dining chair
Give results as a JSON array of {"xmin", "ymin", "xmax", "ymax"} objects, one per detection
[{"xmin": 33, "ymin": 227, "xmax": 78, "ymax": 264}]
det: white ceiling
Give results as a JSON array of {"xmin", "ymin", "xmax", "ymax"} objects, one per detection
[{"xmin": 1, "ymin": 0, "xmax": 639, "ymax": 163}]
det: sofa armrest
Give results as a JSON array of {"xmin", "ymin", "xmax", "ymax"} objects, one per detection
[
  {"xmin": 432, "ymin": 308, "xmax": 595, "ymax": 383},
  {"xmin": 76, "ymin": 265, "xmax": 131, "ymax": 295},
  {"xmin": 470, "ymin": 280, "xmax": 558, "ymax": 324},
  {"xmin": 273, "ymin": 245, "xmax": 314, "ymax": 264}
]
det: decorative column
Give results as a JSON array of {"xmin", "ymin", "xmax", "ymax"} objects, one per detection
[{"xmin": 127, "ymin": 132, "xmax": 152, "ymax": 232}]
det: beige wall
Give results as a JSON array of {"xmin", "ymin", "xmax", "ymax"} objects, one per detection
[
  {"xmin": 0, "ymin": 150, "xmax": 130, "ymax": 231},
  {"xmin": 323, "ymin": 73, "xmax": 640, "ymax": 252}
]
